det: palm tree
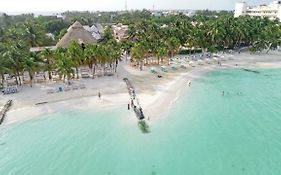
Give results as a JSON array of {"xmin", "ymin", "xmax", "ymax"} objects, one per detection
[
  {"xmin": 106, "ymin": 39, "xmax": 122, "ymax": 72},
  {"xmin": 67, "ymin": 41, "xmax": 84, "ymax": 79},
  {"xmin": 22, "ymin": 54, "xmax": 38, "ymax": 87},
  {"xmin": 165, "ymin": 37, "xmax": 180, "ymax": 58},
  {"xmin": 55, "ymin": 52, "xmax": 75, "ymax": 83},
  {"xmin": 0, "ymin": 54, "xmax": 11, "ymax": 85},
  {"xmin": 2, "ymin": 41, "xmax": 28, "ymax": 85},
  {"xmin": 156, "ymin": 47, "xmax": 168, "ymax": 65},
  {"xmin": 96, "ymin": 44, "xmax": 110, "ymax": 75},
  {"xmin": 40, "ymin": 48, "xmax": 55, "ymax": 80},
  {"xmin": 22, "ymin": 20, "xmax": 47, "ymax": 47},
  {"xmin": 131, "ymin": 43, "xmax": 145, "ymax": 71},
  {"xmin": 84, "ymin": 44, "xmax": 98, "ymax": 78}
]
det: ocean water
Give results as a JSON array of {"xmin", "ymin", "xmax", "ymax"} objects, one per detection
[{"xmin": 1, "ymin": 68, "xmax": 281, "ymax": 175}]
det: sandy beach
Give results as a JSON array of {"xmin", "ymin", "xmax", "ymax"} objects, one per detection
[{"xmin": 1, "ymin": 51, "xmax": 281, "ymax": 125}]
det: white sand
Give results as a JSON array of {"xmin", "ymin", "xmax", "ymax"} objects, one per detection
[{"xmin": 1, "ymin": 51, "xmax": 281, "ymax": 125}]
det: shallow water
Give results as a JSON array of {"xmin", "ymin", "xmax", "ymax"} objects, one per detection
[{"xmin": 1, "ymin": 68, "xmax": 281, "ymax": 175}]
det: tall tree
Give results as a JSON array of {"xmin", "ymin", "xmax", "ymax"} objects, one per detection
[{"xmin": 67, "ymin": 41, "xmax": 84, "ymax": 79}]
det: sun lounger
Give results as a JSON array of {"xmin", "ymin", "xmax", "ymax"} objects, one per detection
[
  {"xmin": 79, "ymin": 84, "xmax": 86, "ymax": 89},
  {"xmin": 64, "ymin": 86, "xmax": 72, "ymax": 91},
  {"xmin": 47, "ymin": 89, "xmax": 55, "ymax": 94},
  {"xmin": 171, "ymin": 65, "xmax": 178, "ymax": 70},
  {"xmin": 150, "ymin": 68, "xmax": 158, "ymax": 74},
  {"xmin": 72, "ymin": 85, "xmax": 79, "ymax": 90},
  {"xmin": 180, "ymin": 64, "xmax": 187, "ymax": 69},
  {"xmin": 161, "ymin": 66, "xmax": 168, "ymax": 72},
  {"xmin": 81, "ymin": 73, "xmax": 90, "ymax": 78},
  {"xmin": 36, "ymin": 79, "xmax": 45, "ymax": 83},
  {"xmin": 197, "ymin": 60, "xmax": 203, "ymax": 65},
  {"xmin": 189, "ymin": 61, "xmax": 195, "ymax": 67}
]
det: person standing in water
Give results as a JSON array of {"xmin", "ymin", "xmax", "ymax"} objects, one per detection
[
  {"xmin": 188, "ymin": 81, "xmax": 191, "ymax": 87},
  {"xmin": 222, "ymin": 91, "xmax": 225, "ymax": 96}
]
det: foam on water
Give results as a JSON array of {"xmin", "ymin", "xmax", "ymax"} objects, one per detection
[{"xmin": 1, "ymin": 68, "xmax": 281, "ymax": 175}]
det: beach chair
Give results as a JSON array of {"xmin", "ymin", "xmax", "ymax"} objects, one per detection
[
  {"xmin": 81, "ymin": 68, "xmax": 90, "ymax": 78},
  {"xmin": 81, "ymin": 73, "xmax": 90, "ymax": 78},
  {"xmin": 171, "ymin": 65, "xmax": 178, "ymax": 70},
  {"xmin": 64, "ymin": 86, "xmax": 72, "ymax": 92},
  {"xmin": 150, "ymin": 68, "xmax": 158, "ymax": 74},
  {"xmin": 180, "ymin": 64, "xmax": 187, "ymax": 69},
  {"xmin": 72, "ymin": 85, "xmax": 79, "ymax": 90},
  {"xmin": 189, "ymin": 61, "xmax": 195, "ymax": 67},
  {"xmin": 47, "ymin": 89, "xmax": 55, "ymax": 94},
  {"xmin": 160, "ymin": 66, "xmax": 168, "ymax": 72},
  {"xmin": 197, "ymin": 60, "xmax": 204, "ymax": 65},
  {"xmin": 79, "ymin": 84, "xmax": 86, "ymax": 89},
  {"xmin": 95, "ymin": 68, "xmax": 103, "ymax": 77}
]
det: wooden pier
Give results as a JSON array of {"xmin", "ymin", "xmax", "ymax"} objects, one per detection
[
  {"xmin": 123, "ymin": 78, "xmax": 145, "ymax": 120},
  {"xmin": 0, "ymin": 100, "xmax": 13, "ymax": 125}
]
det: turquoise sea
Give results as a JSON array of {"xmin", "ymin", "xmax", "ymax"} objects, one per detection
[{"xmin": 1, "ymin": 68, "xmax": 281, "ymax": 175}]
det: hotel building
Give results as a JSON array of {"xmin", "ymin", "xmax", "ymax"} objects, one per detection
[{"xmin": 234, "ymin": 1, "xmax": 281, "ymax": 21}]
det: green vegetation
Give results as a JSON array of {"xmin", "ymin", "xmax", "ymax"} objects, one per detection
[
  {"xmin": 0, "ymin": 11, "xmax": 280, "ymax": 86},
  {"xmin": 126, "ymin": 15, "xmax": 281, "ymax": 67},
  {"xmin": 0, "ymin": 15, "xmax": 121, "ymax": 86}
]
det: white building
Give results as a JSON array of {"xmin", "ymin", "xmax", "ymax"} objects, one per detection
[
  {"xmin": 83, "ymin": 24, "xmax": 104, "ymax": 41},
  {"xmin": 234, "ymin": 1, "xmax": 281, "ymax": 21},
  {"xmin": 112, "ymin": 23, "xmax": 128, "ymax": 41}
]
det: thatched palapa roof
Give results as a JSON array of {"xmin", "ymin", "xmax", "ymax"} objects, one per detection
[{"xmin": 56, "ymin": 21, "xmax": 97, "ymax": 48}]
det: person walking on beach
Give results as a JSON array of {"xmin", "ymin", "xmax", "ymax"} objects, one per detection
[
  {"xmin": 188, "ymin": 81, "xmax": 191, "ymax": 87},
  {"xmin": 98, "ymin": 92, "xmax": 101, "ymax": 99}
]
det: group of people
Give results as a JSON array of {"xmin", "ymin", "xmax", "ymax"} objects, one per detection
[
  {"xmin": 1, "ymin": 86, "xmax": 18, "ymax": 95},
  {"xmin": 222, "ymin": 91, "xmax": 242, "ymax": 96}
]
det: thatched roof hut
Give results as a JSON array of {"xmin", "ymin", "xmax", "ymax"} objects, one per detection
[{"xmin": 56, "ymin": 21, "xmax": 97, "ymax": 48}]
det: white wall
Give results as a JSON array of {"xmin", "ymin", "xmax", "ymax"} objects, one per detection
[{"xmin": 234, "ymin": 2, "xmax": 247, "ymax": 17}]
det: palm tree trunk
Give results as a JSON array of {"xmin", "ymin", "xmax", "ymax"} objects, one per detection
[
  {"xmin": 1, "ymin": 74, "xmax": 4, "ymax": 84},
  {"xmin": 48, "ymin": 70, "xmax": 52, "ymax": 80},
  {"xmin": 115, "ymin": 63, "xmax": 117, "ymax": 73},
  {"xmin": 139, "ymin": 61, "xmax": 143, "ymax": 71},
  {"xmin": 16, "ymin": 70, "xmax": 22, "ymax": 86},
  {"xmin": 92, "ymin": 65, "xmax": 96, "ymax": 79},
  {"xmin": 75, "ymin": 67, "xmax": 79, "ymax": 79},
  {"xmin": 266, "ymin": 43, "xmax": 272, "ymax": 53},
  {"xmin": 29, "ymin": 71, "xmax": 33, "ymax": 87}
]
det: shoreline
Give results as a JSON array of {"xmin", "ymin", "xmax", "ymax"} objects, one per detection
[{"xmin": 2, "ymin": 52, "xmax": 281, "ymax": 125}]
